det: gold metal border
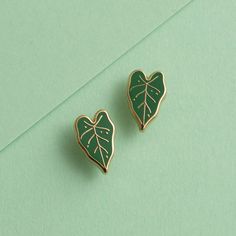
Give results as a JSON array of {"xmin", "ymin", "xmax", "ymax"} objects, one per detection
[
  {"xmin": 127, "ymin": 69, "xmax": 166, "ymax": 130},
  {"xmin": 74, "ymin": 109, "xmax": 115, "ymax": 174}
]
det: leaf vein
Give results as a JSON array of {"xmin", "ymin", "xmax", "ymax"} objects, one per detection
[
  {"xmin": 80, "ymin": 127, "xmax": 93, "ymax": 139},
  {"xmin": 146, "ymin": 91, "xmax": 156, "ymax": 103},
  {"xmin": 147, "ymin": 84, "xmax": 160, "ymax": 93},
  {"xmin": 130, "ymin": 83, "xmax": 145, "ymax": 92}
]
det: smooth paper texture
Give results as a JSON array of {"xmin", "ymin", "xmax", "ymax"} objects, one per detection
[
  {"xmin": 0, "ymin": 0, "xmax": 190, "ymax": 150},
  {"xmin": 0, "ymin": 0, "xmax": 236, "ymax": 235}
]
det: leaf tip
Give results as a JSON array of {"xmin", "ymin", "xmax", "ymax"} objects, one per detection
[
  {"xmin": 140, "ymin": 123, "xmax": 146, "ymax": 131},
  {"xmin": 102, "ymin": 166, "xmax": 109, "ymax": 174}
]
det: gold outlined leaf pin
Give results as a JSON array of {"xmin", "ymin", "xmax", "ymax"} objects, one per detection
[
  {"xmin": 74, "ymin": 110, "xmax": 115, "ymax": 173},
  {"xmin": 128, "ymin": 70, "xmax": 166, "ymax": 130}
]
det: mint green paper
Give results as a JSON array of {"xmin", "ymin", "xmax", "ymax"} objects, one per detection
[
  {"xmin": 0, "ymin": 0, "xmax": 190, "ymax": 150},
  {"xmin": 0, "ymin": 0, "xmax": 236, "ymax": 235}
]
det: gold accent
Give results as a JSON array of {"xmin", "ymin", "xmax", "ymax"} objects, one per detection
[
  {"xmin": 127, "ymin": 69, "xmax": 166, "ymax": 130},
  {"xmin": 74, "ymin": 110, "xmax": 115, "ymax": 173}
]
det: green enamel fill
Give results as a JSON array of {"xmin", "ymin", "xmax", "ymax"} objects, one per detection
[
  {"xmin": 75, "ymin": 110, "xmax": 115, "ymax": 173},
  {"xmin": 128, "ymin": 70, "xmax": 166, "ymax": 129}
]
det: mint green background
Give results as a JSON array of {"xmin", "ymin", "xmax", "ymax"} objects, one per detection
[
  {"xmin": 0, "ymin": 0, "xmax": 236, "ymax": 235},
  {"xmin": 0, "ymin": 0, "xmax": 189, "ymax": 150}
]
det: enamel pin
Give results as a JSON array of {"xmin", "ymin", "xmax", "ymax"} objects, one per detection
[
  {"xmin": 74, "ymin": 110, "xmax": 115, "ymax": 173},
  {"xmin": 128, "ymin": 70, "xmax": 166, "ymax": 130}
]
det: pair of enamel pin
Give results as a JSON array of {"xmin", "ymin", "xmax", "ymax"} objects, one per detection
[{"xmin": 74, "ymin": 70, "xmax": 166, "ymax": 173}]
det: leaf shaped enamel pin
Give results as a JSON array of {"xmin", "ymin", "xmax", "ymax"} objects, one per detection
[
  {"xmin": 128, "ymin": 70, "xmax": 166, "ymax": 130},
  {"xmin": 74, "ymin": 110, "xmax": 115, "ymax": 173}
]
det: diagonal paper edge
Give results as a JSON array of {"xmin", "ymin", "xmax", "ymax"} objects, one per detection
[{"xmin": 0, "ymin": 0, "xmax": 195, "ymax": 153}]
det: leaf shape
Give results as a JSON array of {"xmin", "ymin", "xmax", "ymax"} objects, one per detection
[
  {"xmin": 128, "ymin": 70, "xmax": 166, "ymax": 130},
  {"xmin": 74, "ymin": 110, "xmax": 115, "ymax": 173}
]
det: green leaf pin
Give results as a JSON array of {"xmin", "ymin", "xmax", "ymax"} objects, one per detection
[
  {"xmin": 128, "ymin": 70, "xmax": 166, "ymax": 130},
  {"xmin": 74, "ymin": 110, "xmax": 115, "ymax": 173}
]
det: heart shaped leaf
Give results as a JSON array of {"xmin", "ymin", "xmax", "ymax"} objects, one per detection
[
  {"xmin": 74, "ymin": 110, "xmax": 115, "ymax": 173},
  {"xmin": 128, "ymin": 70, "xmax": 166, "ymax": 130}
]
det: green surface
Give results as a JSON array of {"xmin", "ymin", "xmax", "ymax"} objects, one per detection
[
  {"xmin": 0, "ymin": 0, "xmax": 190, "ymax": 150},
  {"xmin": 128, "ymin": 70, "xmax": 166, "ymax": 130},
  {"xmin": 0, "ymin": 0, "xmax": 236, "ymax": 235},
  {"xmin": 75, "ymin": 110, "xmax": 115, "ymax": 173}
]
